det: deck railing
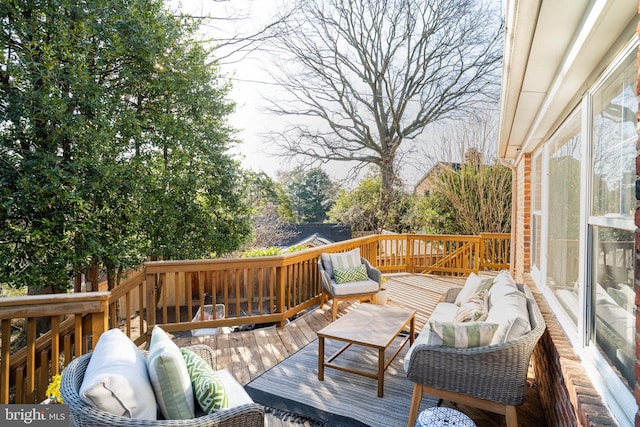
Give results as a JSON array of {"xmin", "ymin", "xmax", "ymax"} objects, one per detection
[{"xmin": 0, "ymin": 232, "xmax": 509, "ymax": 403}]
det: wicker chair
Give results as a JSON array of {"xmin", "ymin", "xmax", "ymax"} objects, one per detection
[
  {"xmin": 404, "ymin": 283, "xmax": 545, "ymax": 427},
  {"xmin": 318, "ymin": 254, "xmax": 382, "ymax": 321},
  {"xmin": 61, "ymin": 344, "xmax": 265, "ymax": 427}
]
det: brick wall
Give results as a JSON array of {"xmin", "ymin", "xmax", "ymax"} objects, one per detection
[
  {"xmin": 526, "ymin": 278, "xmax": 617, "ymax": 426},
  {"xmin": 513, "ymin": 154, "xmax": 531, "ymax": 283}
]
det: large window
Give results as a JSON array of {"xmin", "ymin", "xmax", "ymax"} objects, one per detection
[
  {"xmin": 533, "ymin": 39, "xmax": 638, "ymax": 425},
  {"xmin": 546, "ymin": 111, "xmax": 581, "ymax": 330},
  {"xmin": 531, "ymin": 154, "xmax": 543, "ymax": 274},
  {"xmin": 589, "ymin": 50, "xmax": 637, "ymax": 394},
  {"xmin": 591, "ymin": 226, "xmax": 635, "ymax": 391}
]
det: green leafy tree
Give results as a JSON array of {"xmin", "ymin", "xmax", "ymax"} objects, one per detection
[
  {"xmin": 0, "ymin": 0, "xmax": 251, "ymax": 291},
  {"xmin": 327, "ymin": 174, "xmax": 413, "ymax": 232},
  {"xmin": 243, "ymin": 171, "xmax": 294, "ymax": 220},
  {"xmin": 279, "ymin": 167, "xmax": 337, "ymax": 223},
  {"xmin": 241, "ymin": 171, "xmax": 297, "ymax": 248}
]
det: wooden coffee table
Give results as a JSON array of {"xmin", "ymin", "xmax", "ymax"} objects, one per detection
[{"xmin": 317, "ymin": 304, "xmax": 416, "ymax": 397}]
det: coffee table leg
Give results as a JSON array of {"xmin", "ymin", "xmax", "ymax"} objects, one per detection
[
  {"xmin": 318, "ymin": 336, "xmax": 325, "ymax": 381},
  {"xmin": 410, "ymin": 315, "xmax": 415, "ymax": 345},
  {"xmin": 378, "ymin": 348, "xmax": 384, "ymax": 397}
]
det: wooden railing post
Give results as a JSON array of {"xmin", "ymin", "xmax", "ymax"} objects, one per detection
[
  {"xmin": 91, "ymin": 295, "xmax": 109, "ymax": 349},
  {"xmin": 275, "ymin": 264, "xmax": 286, "ymax": 327},
  {"xmin": 145, "ymin": 272, "xmax": 157, "ymax": 339}
]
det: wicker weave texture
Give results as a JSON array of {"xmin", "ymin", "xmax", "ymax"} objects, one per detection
[
  {"xmin": 405, "ymin": 283, "xmax": 546, "ymax": 406},
  {"xmin": 60, "ymin": 344, "xmax": 265, "ymax": 427}
]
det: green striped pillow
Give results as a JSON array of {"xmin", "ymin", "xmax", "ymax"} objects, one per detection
[
  {"xmin": 329, "ymin": 249, "xmax": 361, "ymax": 272},
  {"xmin": 181, "ymin": 348, "xmax": 228, "ymax": 414},
  {"xmin": 334, "ymin": 264, "xmax": 368, "ymax": 284},
  {"xmin": 427, "ymin": 321, "xmax": 498, "ymax": 348}
]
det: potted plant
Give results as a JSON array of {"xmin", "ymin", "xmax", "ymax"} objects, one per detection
[{"xmin": 376, "ymin": 277, "xmax": 388, "ymax": 305}]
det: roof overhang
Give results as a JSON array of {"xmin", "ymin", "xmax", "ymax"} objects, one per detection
[{"xmin": 498, "ymin": 0, "xmax": 638, "ymax": 161}]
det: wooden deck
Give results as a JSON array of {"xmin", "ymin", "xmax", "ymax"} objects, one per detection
[{"xmin": 172, "ymin": 273, "xmax": 547, "ymax": 427}]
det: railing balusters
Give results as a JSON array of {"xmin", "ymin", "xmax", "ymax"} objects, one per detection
[{"xmin": 0, "ymin": 233, "xmax": 509, "ymax": 403}]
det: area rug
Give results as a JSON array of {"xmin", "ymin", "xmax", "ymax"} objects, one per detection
[{"xmin": 246, "ymin": 337, "xmax": 439, "ymax": 427}]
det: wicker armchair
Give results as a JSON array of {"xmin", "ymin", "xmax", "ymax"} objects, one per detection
[
  {"xmin": 404, "ymin": 283, "xmax": 545, "ymax": 427},
  {"xmin": 318, "ymin": 254, "xmax": 382, "ymax": 320},
  {"xmin": 61, "ymin": 344, "xmax": 265, "ymax": 427}
]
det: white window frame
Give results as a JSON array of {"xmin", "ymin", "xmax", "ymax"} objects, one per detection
[{"xmin": 579, "ymin": 37, "xmax": 638, "ymax": 426}]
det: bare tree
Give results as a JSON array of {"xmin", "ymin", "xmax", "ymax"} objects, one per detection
[
  {"xmin": 169, "ymin": 0, "xmax": 296, "ymax": 66},
  {"xmin": 267, "ymin": 0, "xmax": 503, "ymax": 227},
  {"xmin": 418, "ymin": 108, "xmax": 500, "ymax": 175}
]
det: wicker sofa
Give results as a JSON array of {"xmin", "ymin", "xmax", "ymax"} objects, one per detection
[
  {"xmin": 61, "ymin": 344, "xmax": 265, "ymax": 427},
  {"xmin": 404, "ymin": 271, "xmax": 545, "ymax": 427}
]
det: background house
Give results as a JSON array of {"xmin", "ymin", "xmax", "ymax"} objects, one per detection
[
  {"xmin": 498, "ymin": 1, "xmax": 638, "ymax": 426},
  {"xmin": 413, "ymin": 162, "xmax": 461, "ymax": 197}
]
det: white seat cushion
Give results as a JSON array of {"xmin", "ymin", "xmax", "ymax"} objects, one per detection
[{"xmin": 329, "ymin": 278, "xmax": 379, "ymax": 296}]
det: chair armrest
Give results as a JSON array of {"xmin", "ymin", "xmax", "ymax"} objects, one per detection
[
  {"xmin": 361, "ymin": 258, "xmax": 382, "ymax": 288},
  {"xmin": 317, "ymin": 259, "xmax": 334, "ymax": 295}
]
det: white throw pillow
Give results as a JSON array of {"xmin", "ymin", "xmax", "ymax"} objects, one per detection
[
  {"xmin": 329, "ymin": 248, "xmax": 361, "ymax": 275},
  {"xmin": 147, "ymin": 326, "xmax": 195, "ymax": 420},
  {"xmin": 485, "ymin": 291, "xmax": 531, "ymax": 344},
  {"xmin": 455, "ymin": 273, "xmax": 494, "ymax": 305},
  {"xmin": 454, "ymin": 291, "xmax": 489, "ymax": 322},
  {"xmin": 79, "ymin": 328, "xmax": 157, "ymax": 420}
]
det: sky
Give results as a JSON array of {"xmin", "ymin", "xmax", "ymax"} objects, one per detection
[
  {"xmin": 165, "ymin": 0, "xmax": 497, "ymax": 189},
  {"xmin": 167, "ymin": 0, "xmax": 308, "ymax": 179}
]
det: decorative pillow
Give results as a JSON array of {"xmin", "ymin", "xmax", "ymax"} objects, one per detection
[
  {"xmin": 454, "ymin": 291, "xmax": 488, "ymax": 322},
  {"xmin": 334, "ymin": 263, "xmax": 368, "ymax": 284},
  {"xmin": 427, "ymin": 321, "xmax": 499, "ymax": 348},
  {"xmin": 485, "ymin": 291, "xmax": 530, "ymax": 344},
  {"xmin": 147, "ymin": 326, "xmax": 195, "ymax": 420},
  {"xmin": 455, "ymin": 273, "xmax": 494, "ymax": 306},
  {"xmin": 79, "ymin": 328, "xmax": 157, "ymax": 420},
  {"xmin": 329, "ymin": 248, "xmax": 361, "ymax": 274},
  {"xmin": 181, "ymin": 349, "xmax": 228, "ymax": 414}
]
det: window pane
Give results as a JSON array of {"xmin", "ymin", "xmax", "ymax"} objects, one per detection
[
  {"xmin": 592, "ymin": 226, "xmax": 636, "ymax": 392},
  {"xmin": 531, "ymin": 154, "xmax": 543, "ymax": 269},
  {"xmin": 591, "ymin": 55, "xmax": 637, "ymax": 217},
  {"xmin": 547, "ymin": 113, "xmax": 581, "ymax": 329}
]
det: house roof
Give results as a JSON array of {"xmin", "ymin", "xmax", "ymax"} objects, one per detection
[
  {"xmin": 279, "ymin": 223, "xmax": 352, "ymax": 247},
  {"xmin": 498, "ymin": 0, "xmax": 637, "ymax": 162},
  {"xmin": 413, "ymin": 162, "xmax": 461, "ymax": 193}
]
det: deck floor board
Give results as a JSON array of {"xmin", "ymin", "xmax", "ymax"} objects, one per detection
[{"xmin": 175, "ymin": 273, "xmax": 546, "ymax": 427}]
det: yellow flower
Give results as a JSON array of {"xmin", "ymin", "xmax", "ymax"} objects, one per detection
[{"xmin": 46, "ymin": 374, "xmax": 63, "ymax": 404}]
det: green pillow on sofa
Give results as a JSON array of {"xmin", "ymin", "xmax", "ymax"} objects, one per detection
[
  {"xmin": 181, "ymin": 348, "xmax": 228, "ymax": 413},
  {"xmin": 147, "ymin": 326, "xmax": 195, "ymax": 419}
]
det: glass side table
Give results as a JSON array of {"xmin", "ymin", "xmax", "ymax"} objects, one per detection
[{"xmin": 416, "ymin": 407, "xmax": 476, "ymax": 426}]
